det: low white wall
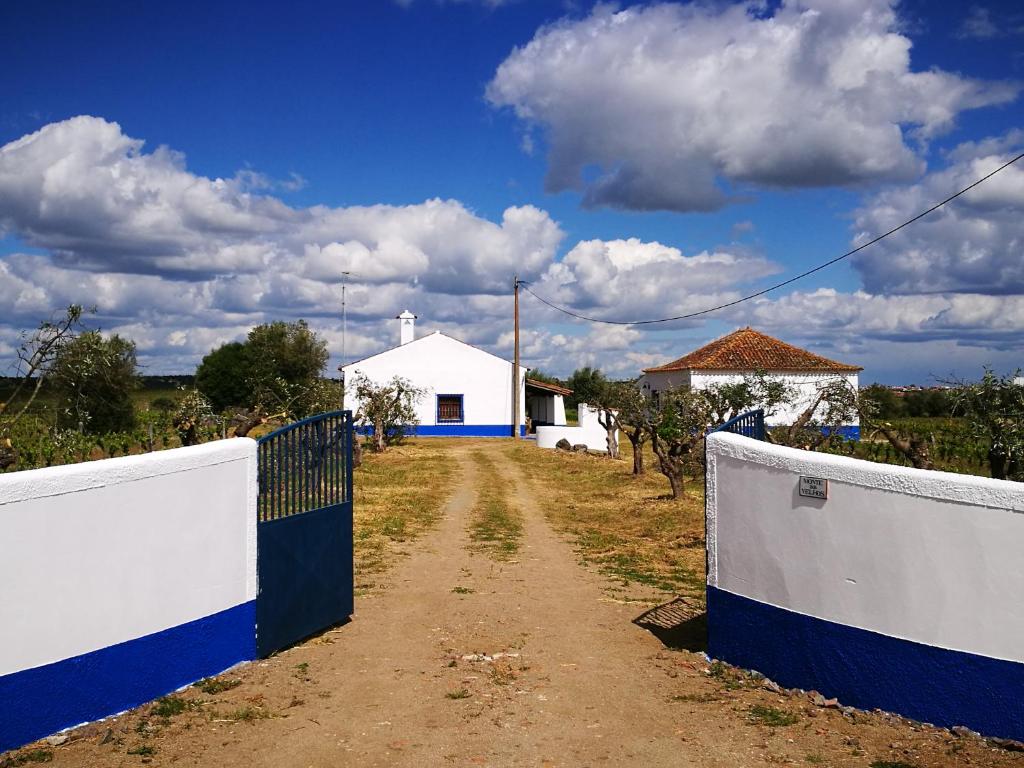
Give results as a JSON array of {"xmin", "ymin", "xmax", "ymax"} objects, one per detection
[
  {"xmin": 0, "ymin": 439, "xmax": 257, "ymax": 676},
  {"xmin": 706, "ymin": 431, "xmax": 1024, "ymax": 663},
  {"xmin": 536, "ymin": 404, "xmax": 616, "ymax": 452},
  {"xmin": 0, "ymin": 439, "xmax": 258, "ymax": 751}
]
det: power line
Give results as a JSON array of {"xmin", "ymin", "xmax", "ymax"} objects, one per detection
[{"xmin": 522, "ymin": 150, "xmax": 1024, "ymax": 326}]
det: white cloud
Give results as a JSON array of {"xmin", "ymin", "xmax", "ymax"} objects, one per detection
[
  {"xmin": 0, "ymin": 117, "xmax": 564, "ymax": 294},
  {"xmin": 533, "ymin": 237, "xmax": 780, "ymax": 323},
  {"xmin": 487, "ymin": 0, "xmax": 1019, "ymax": 212},
  {"xmin": 851, "ymin": 131, "xmax": 1024, "ymax": 295}
]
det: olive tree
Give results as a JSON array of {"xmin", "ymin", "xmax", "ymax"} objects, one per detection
[
  {"xmin": 641, "ymin": 386, "xmax": 714, "ymax": 498},
  {"xmin": 766, "ymin": 377, "xmax": 859, "ymax": 451},
  {"xmin": 948, "ymin": 368, "xmax": 1024, "ymax": 480},
  {"xmin": 50, "ymin": 330, "xmax": 139, "ymax": 434},
  {"xmin": 592, "ymin": 381, "xmax": 647, "ymax": 473},
  {"xmin": 703, "ymin": 371, "xmax": 794, "ymax": 428},
  {"xmin": 352, "ymin": 374, "xmax": 425, "ymax": 452}
]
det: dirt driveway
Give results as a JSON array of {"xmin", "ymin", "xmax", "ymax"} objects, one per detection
[{"xmin": 11, "ymin": 441, "xmax": 1024, "ymax": 767}]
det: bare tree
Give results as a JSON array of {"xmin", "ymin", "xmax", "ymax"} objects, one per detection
[
  {"xmin": 594, "ymin": 381, "xmax": 647, "ymax": 473},
  {"xmin": 0, "ymin": 306, "xmax": 87, "ymax": 469}
]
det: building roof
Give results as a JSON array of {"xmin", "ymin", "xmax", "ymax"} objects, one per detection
[
  {"xmin": 643, "ymin": 327, "xmax": 862, "ymax": 374},
  {"xmin": 341, "ymin": 330, "xmax": 527, "ymax": 373},
  {"xmin": 525, "ymin": 378, "xmax": 572, "ymax": 396}
]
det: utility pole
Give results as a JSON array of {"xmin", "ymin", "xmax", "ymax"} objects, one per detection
[
  {"xmin": 513, "ymin": 274, "xmax": 521, "ymax": 439},
  {"xmin": 338, "ymin": 271, "xmax": 350, "ymax": 412}
]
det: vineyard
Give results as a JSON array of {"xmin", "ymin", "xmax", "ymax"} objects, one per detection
[
  {"xmin": 823, "ymin": 417, "xmax": 995, "ymax": 477},
  {"xmin": 0, "ymin": 385, "xmax": 279, "ymax": 474}
]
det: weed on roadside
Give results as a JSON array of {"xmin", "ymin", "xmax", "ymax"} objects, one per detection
[
  {"xmin": 445, "ymin": 688, "xmax": 471, "ymax": 700},
  {"xmin": 748, "ymin": 705, "xmax": 799, "ymax": 727},
  {"xmin": 708, "ymin": 661, "xmax": 750, "ymax": 691},
  {"xmin": 151, "ymin": 695, "xmax": 197, "ymax": 719},
  {"xmin": 194, "ymin": 677, "xmax": 242, "ymax": 695},
  {"xmin": 451, "ymin": 586, "xmax": 474, "ymax": 594},
  {"xmin": 0, "ymin": 749, "xmax": 53, "ymax": 766},
  {"xmin": 805, "ymin": 754, "xmax": 825, "ymax": 764},
  {"xmin": 869, "ymin": 762, "xmax": 917, "ymax": 768},
  {"xmin": 293, "ymin": 662, "xmax": 311, "ymax": 681},
  {"xmin": 127, "ymin": 745, "xmax": 156, "ymax": 756}
]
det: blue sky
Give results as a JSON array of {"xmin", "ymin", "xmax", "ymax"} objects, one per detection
[{"xmin": 2, "ymin": 0, "xmax": 1023, "ymax": 383}]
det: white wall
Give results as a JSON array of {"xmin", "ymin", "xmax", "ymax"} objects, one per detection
[
  {"xmin": 343, "ymin": 332, "xmax": 526, "ymax": 430},
  {"xmin": 536, "ymin": 404, "xmax": 617, "ymax": 452},
  {"xmin": 642, "ymin": 369, "xmax": 858, "ymax": 426},
  {"xmin": 0, "ymin": 439, "xmax": 257, "ymax": 677},
  {"xmin": 706, "ymin": 432, "xmax": 1024, "ymax": 662}
]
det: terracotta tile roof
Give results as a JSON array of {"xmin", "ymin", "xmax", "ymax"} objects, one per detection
[
  {"xmin": 526, "ymin": 378, "xmax": 573, "ymax": 396},
  {"xmin": 643, "ymin": 327, "xmax": 862, "ymax": 373}
]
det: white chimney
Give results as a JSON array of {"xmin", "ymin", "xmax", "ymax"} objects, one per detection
[{"xmin": 397, "ymin": 309, "xmax": 416, "ymax": 345}]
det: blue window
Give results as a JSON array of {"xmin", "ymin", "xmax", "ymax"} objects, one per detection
[{"xmin": 436, "ymin": 394, "xmax": 464, "ymax": 424}]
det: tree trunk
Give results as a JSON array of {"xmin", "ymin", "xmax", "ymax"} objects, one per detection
[
  {"xmin": 373, "ymin": 419, "xmax": 386, "ymax": 453},
  {"xmin": 989, "ymin": 449, "xmax": 1007, "ymax": 480},
  {"xmin": 650, "ymin": 436, "xmax": 684, "ymax": 498},
  {"xmin": 628, "ymin": 428, "xmax": 644, "ymax": 475},
  {"xmin": 352, "ymin": 435, "xmax": 363, "ymax": 468},
  {"xmin": 875, "ymin": 425, "xmax": 934, "ymax": 470},
  {"xmin": 598, "ymin": 409, "xmax": 619, "ymax": 459}
]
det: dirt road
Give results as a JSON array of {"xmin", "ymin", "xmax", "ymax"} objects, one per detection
[{"xmin": 14, "ymin": 441, "xmax": 1024, "ymax": 767}]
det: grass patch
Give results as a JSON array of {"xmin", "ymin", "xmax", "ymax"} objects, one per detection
[
  {"xmin": 671, "ymin": 692, "xmax": 718, "ymax": 703},
  {"xmin": 151, "ymin": 695, "xmax": 190, "ymax": 718},
  {"xmin": 805, "ymin": 755, "xmax": 826, "ymax": 764},
  {"xmin": 194, "ymin": 677, "xmax": 242, "ymax": 695},
  {"xmin": 467, "ymin": 450, "xmax": 522, "ymax": 560},
  {"xmin": 127, "ymin": 745, "xmax": 156, "ymax": 756},
  {"xmin": 445, "ymin": 688, "xmax": 471, "ymax": 700},
  {"xmin": 505, "ymin": 440, "xmax": 705, "ymax": 600},
  {"xmin": 221, "ymin": 705, "xmax": 271, "ymax": 723},
  {"xmin": 451, "ymin": 585, "xmax": 474, "ymax": 594},
  {"xmin": 354, "ymin": 439, "xmax": 456, "ymax": 584},
  {"xmin": 0, "ymin": 749, "xmax": 53, "ymax": 766},
  {"xmin": 748, "ymin": 705, "xmax": 800, "ymax": 727},
  {"xmin": 869, "ymin": 763, "xmax": 918, "ymax": 768}
]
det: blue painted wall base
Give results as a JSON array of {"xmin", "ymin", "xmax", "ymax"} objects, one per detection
[
  {"xmin": 707, "ymin": 586, "xmax": 1024, "ymax": 741},
  {"xmin": 0, "ymin": 602, "xmax": 256, "ymax": 754},
  {"xmin": 358, "ymin": 424, "xmax": 526, "ymax": 437}
]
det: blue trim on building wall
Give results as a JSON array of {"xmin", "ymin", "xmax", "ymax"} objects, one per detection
[
  {"xmin": 823, "ymin": 425, "xmax": 860, "ymax": 440},
  {"xmin": 412, "ymin": 424, "xmax": 525, "ymax": 437},
  {"xmin": 0, "ymin": 601, "xmax": 256, "ymax": 753},
  {"xmin": 707, "ymin": 586, "xmax": 1024, "ymax": 741}
]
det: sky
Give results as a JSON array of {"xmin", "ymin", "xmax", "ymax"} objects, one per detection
[{"xmin": 1, "ymin": 0, "xmax": 1023, "ymax": 385}]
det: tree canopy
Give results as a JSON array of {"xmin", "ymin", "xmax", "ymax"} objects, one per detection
[
  {"xmin": 193, "ymin": 320, "xmax": 331, "ymax": 418},
  {"xmin": 51, "ymin": 330, "xmax": 139, "ymax": 433}
]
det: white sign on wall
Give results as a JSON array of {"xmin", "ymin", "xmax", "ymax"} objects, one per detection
[{"xmin": 799, "ymin": 476, "xmax": 828, "ymax": 499}]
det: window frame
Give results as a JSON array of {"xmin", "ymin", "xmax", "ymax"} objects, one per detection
[{"xmin": 436, "ymin": 393, "xmax": 465, "ymax": 424}]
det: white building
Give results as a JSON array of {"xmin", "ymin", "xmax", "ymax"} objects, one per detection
[
  {"xmin": 637, "ymin": 327, "xmax": 862, "ymax": 438},
  {"xmin": 340, "ymin": 311, "xmax": 568, "ymax": 437}
]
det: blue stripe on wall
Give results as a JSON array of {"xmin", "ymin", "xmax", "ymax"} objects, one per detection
[
  {"xmin": 0, "ymin": 601, "xmax": 256, "ymax": 753},
  {"xmin": 707, "ymin": 586, "xmax": 1024, "ymax": 741},
  {"xmin": 412, "ymin": 424, "xmax": 526, "ymax": 437},
  {"xmin": 356, "ymin": 424, "xmax": 525, "ymax": 438}
]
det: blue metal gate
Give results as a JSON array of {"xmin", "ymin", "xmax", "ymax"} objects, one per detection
[
  {"xmin": 711, "ymin": 409, "xmax": 766, "ymax": 440},
  {"xmin": 256, "ymin": 410, "xmax": 354, "ymax": 657}
]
